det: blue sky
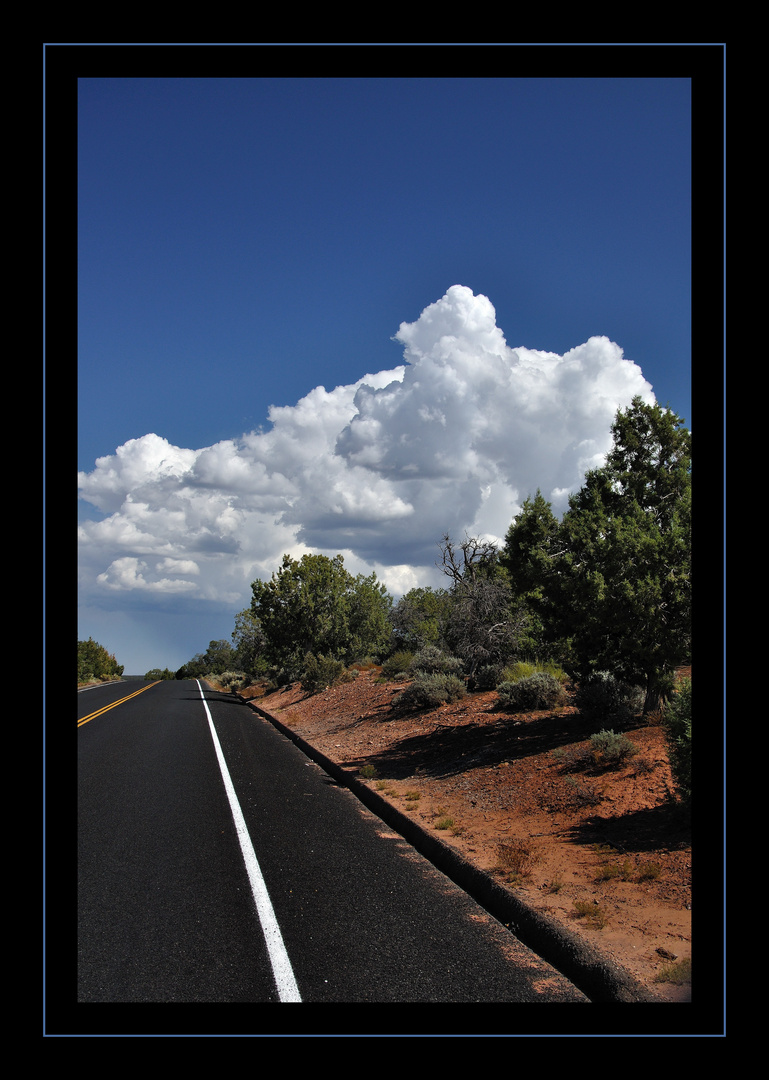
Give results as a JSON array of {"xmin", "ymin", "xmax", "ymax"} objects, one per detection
[{"xmin": 66, "ymin": 52, "xmax": 716, "ymax": 675}]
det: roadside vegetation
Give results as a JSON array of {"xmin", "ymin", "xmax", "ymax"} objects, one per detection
[
  {"xmin": 77, "ymin": 637, "xmax": 124, "ymax": 685},
  {"xmin": 143, "ymin": 667, "xmax": 176, "ymax": 681},
  {"xmin": 170, "ymin": 397, "xmax": 692, "ymax": 805}
]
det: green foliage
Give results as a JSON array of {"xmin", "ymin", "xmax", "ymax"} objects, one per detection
[
  {"xmin": 501, "ymin": 489, "xmax": 563, "ymax": 658},
  {"xmin": 575, "ymin": 671, "xmax": 644, "ymax": 722},
  {"xmin": 502, "ymin": 401, "xmax": 691, "ymax": 711},
  {"xmin": 500, "ymin": 659, "xmax": 568, "ymax": 688},
  {"xmin": 250, "ymin": 553, "xmax": 393, "ymax": 674},
  {"xmin": 502, "ymin": 660, "xmax": 539, "ymax": 683},
  {"xmin": 176, "ymin": 640, "xmax": 236, "ymax": 680},
  {"xmin": 347, "ymin": 571, "xmax": 395, "ymax": 662},
  {"xmin": 469, "ymin": 663, "xmax": 505, "ymax": 690},
  {"xmin": 215, "ymin": 671, "xmax": 250, "ymax": 691},
  {"xmin": 230, "ymin": 608, "xmax": 267, "ymax": 677},
  {"xmin": 552, "ymin": 398, "xmax": 691, "ymax": 711},
  {"xmin": 662, "ymin": 676, "xmax": 691, "ymax": 804},
  {"xmin": 503, "ymin": 490, "xmax": 561, "ymax": 598},
  {"xmin": 589, "ymin": 729, "xmax": 640, "ymax": 765},
  {"xmin": 78, "ymin": 638, "xmax": 123, "ymax": 682},
  {"xmin": 496, "ymin": 672, "xmax": 566, "ymax": 711},
  {"xmin": 179, "ymin": 399, "xmax": 691, "ymax": 725},
  {"xmin": 176, "ymin": 638, "xmax": 246, "ymax": 681},
  {"xmin": 389, "ymin": 586, "xmax": 452, "ymax": 651},
  {"xmin": 380, "ymin": 650, "xmax": 416, "ymax": 680},
  {"xmin": 301, "ymin": 652, "xmax": 357, "ymax": 695},
  {"xmin": 538, "ymin": 660, "xmax": 568, "ymax": 683},
  {"xmin": 394, "ymin": 671, "xmax": 466, "ymax": 710}
]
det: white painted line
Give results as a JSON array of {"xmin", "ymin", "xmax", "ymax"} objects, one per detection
[{"xmin": 196, "ymin": 681, "xmax": 302, "ymax": 1003}]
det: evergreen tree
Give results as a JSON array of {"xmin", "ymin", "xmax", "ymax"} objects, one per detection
[
  {"xmin": 501, "ymin": 489, "xmax": 563, "ymax": 659},
  {"xmin": 250, "ymin": 553, "xmax": 393, "ymax": 677},
  {"xmin": 551, "ymin": 397, "xmax": 691, "ymax": 712},
  {"xmin": 389, "ymin": 586, "xmax": 452, "ymax": 651},
  {"xmin": 231, "ymin": 608, "xmax": 267, "ymax": 676}
]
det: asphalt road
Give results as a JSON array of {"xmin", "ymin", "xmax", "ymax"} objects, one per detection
[{"xmin": 75, "ymin": 678, "xmax": 589, "ymax": 1027}]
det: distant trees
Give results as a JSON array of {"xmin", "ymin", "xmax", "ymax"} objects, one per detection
[
  {"xmin": 175, "ymin": 639, "xmax": 237, "ymax": 680},
  {"xmin": 77, "ymin": 638, "xmax": 123, "ymax": 683},
  {"xmin": 143, "ymin": 667, "xmax": 175, "ymax": 681}
]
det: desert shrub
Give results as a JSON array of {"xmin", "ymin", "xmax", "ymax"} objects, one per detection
[
  {"xmin": 573, "ymin": 899, "xmax": 610, "ymax": 929},
  {"xmin": 551, "ymin": 743, "xmax": 593, "ymax": 771},
  {"xmin": 272, "ymin": 657, "xmax": 306, "ymax": 686},
  {"xmin": 662, "ymin": 676, "xmax": 691, "ymax": 804},
  {"xmin": 575, "ymin": 671, "xmax": 644, "ymax": 721},
  {"xmin": 497, "ymin": 672, "xmax": 566, "ymax": 711},
  {"xmin": 496, "ymin": 839, "xmax": 540, "ymax": 879},
  {"xmin": 216, "ymin": 671, "xmax": 249, "ymax": 690},
  {"xmin": 589, "ymin": 728, "xmax": 639, "ymax": 765},
  {"xmin": 301, "ymin": 653, "xmax": 354, "ymax": 694},
  {"xmin": 654, "ymin": 956, "xmax": 691, "ymax": 986},
  {"xmin": 380, "ymin": 650, "xmax": 416, "ymax": 679},
  {"xmin": 394, "ymin": 671, "xmax": 466, "ymax": 710},
  {"xmin": 469, "ymin": 663, "xmax": 505, "ymax": 690},
  {"xmin": 409, "ymin": 645, "xmax": 464, "ymax": 678}
]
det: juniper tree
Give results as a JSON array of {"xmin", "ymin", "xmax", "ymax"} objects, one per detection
[{"xmin": 551, "ymin": 397, "xmax": 691, "ymax": 713}]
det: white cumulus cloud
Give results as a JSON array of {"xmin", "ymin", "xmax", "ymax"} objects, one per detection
[{"xmin": 78, "ymin": 285, "xmax": 654, "ymax": 606}]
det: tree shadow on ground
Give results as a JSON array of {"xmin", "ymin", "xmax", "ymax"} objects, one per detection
[
  {"xmin": 567, "ymin": 802, "xmax": 691, "ymax": 854},
  {"xmin": 355, "ymin": 706, "xmax": 605, "ymax": 781}
]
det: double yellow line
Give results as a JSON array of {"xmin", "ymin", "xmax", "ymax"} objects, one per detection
[{"xmin": 78, "ymin": 681, "xmax": 160, "ymax": 727}]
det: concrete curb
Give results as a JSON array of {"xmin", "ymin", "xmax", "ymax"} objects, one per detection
[{"xmin": 242, "ymin": 695, "xmax": 662, "ymax": 1004}]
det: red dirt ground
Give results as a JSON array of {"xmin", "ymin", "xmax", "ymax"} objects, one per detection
[{"xmin": 237, "ymin": 667, "xmax": 692, "ymax": 1003}]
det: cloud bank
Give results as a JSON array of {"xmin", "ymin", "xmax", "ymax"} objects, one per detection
[{"xmin": 78, "ymin": 285, "xmax": 654, "ymax": 606}]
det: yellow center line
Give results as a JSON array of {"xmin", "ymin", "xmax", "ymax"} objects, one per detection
[{"xmin": 78, "ymin": 681, "xmax": 161, "ymax": 726}]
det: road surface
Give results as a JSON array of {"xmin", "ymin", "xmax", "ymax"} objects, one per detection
[{"xmin": 75, "ymin": 677, "xmax": 588, "ymax": 1025}]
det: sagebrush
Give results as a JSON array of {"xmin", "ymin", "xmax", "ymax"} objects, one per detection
[
  {"xmin": 497, "ymin": 671, "xmax": 566, "ymax": 711},
  {"xmin": 589, "ymin": 728, "xmax": 639, "ymax": 765},
  {"xmin": 301, "ymin": 653, "xmax": 357, "ymax": 694},
  {"xmin": 394, "ymin": 671, "xmax": 466, "ymax": 710}
]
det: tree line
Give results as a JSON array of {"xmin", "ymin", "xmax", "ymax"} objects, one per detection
[{"xmin": 176, "ymin": 397, "xmax": 691, "ymax": 717}]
